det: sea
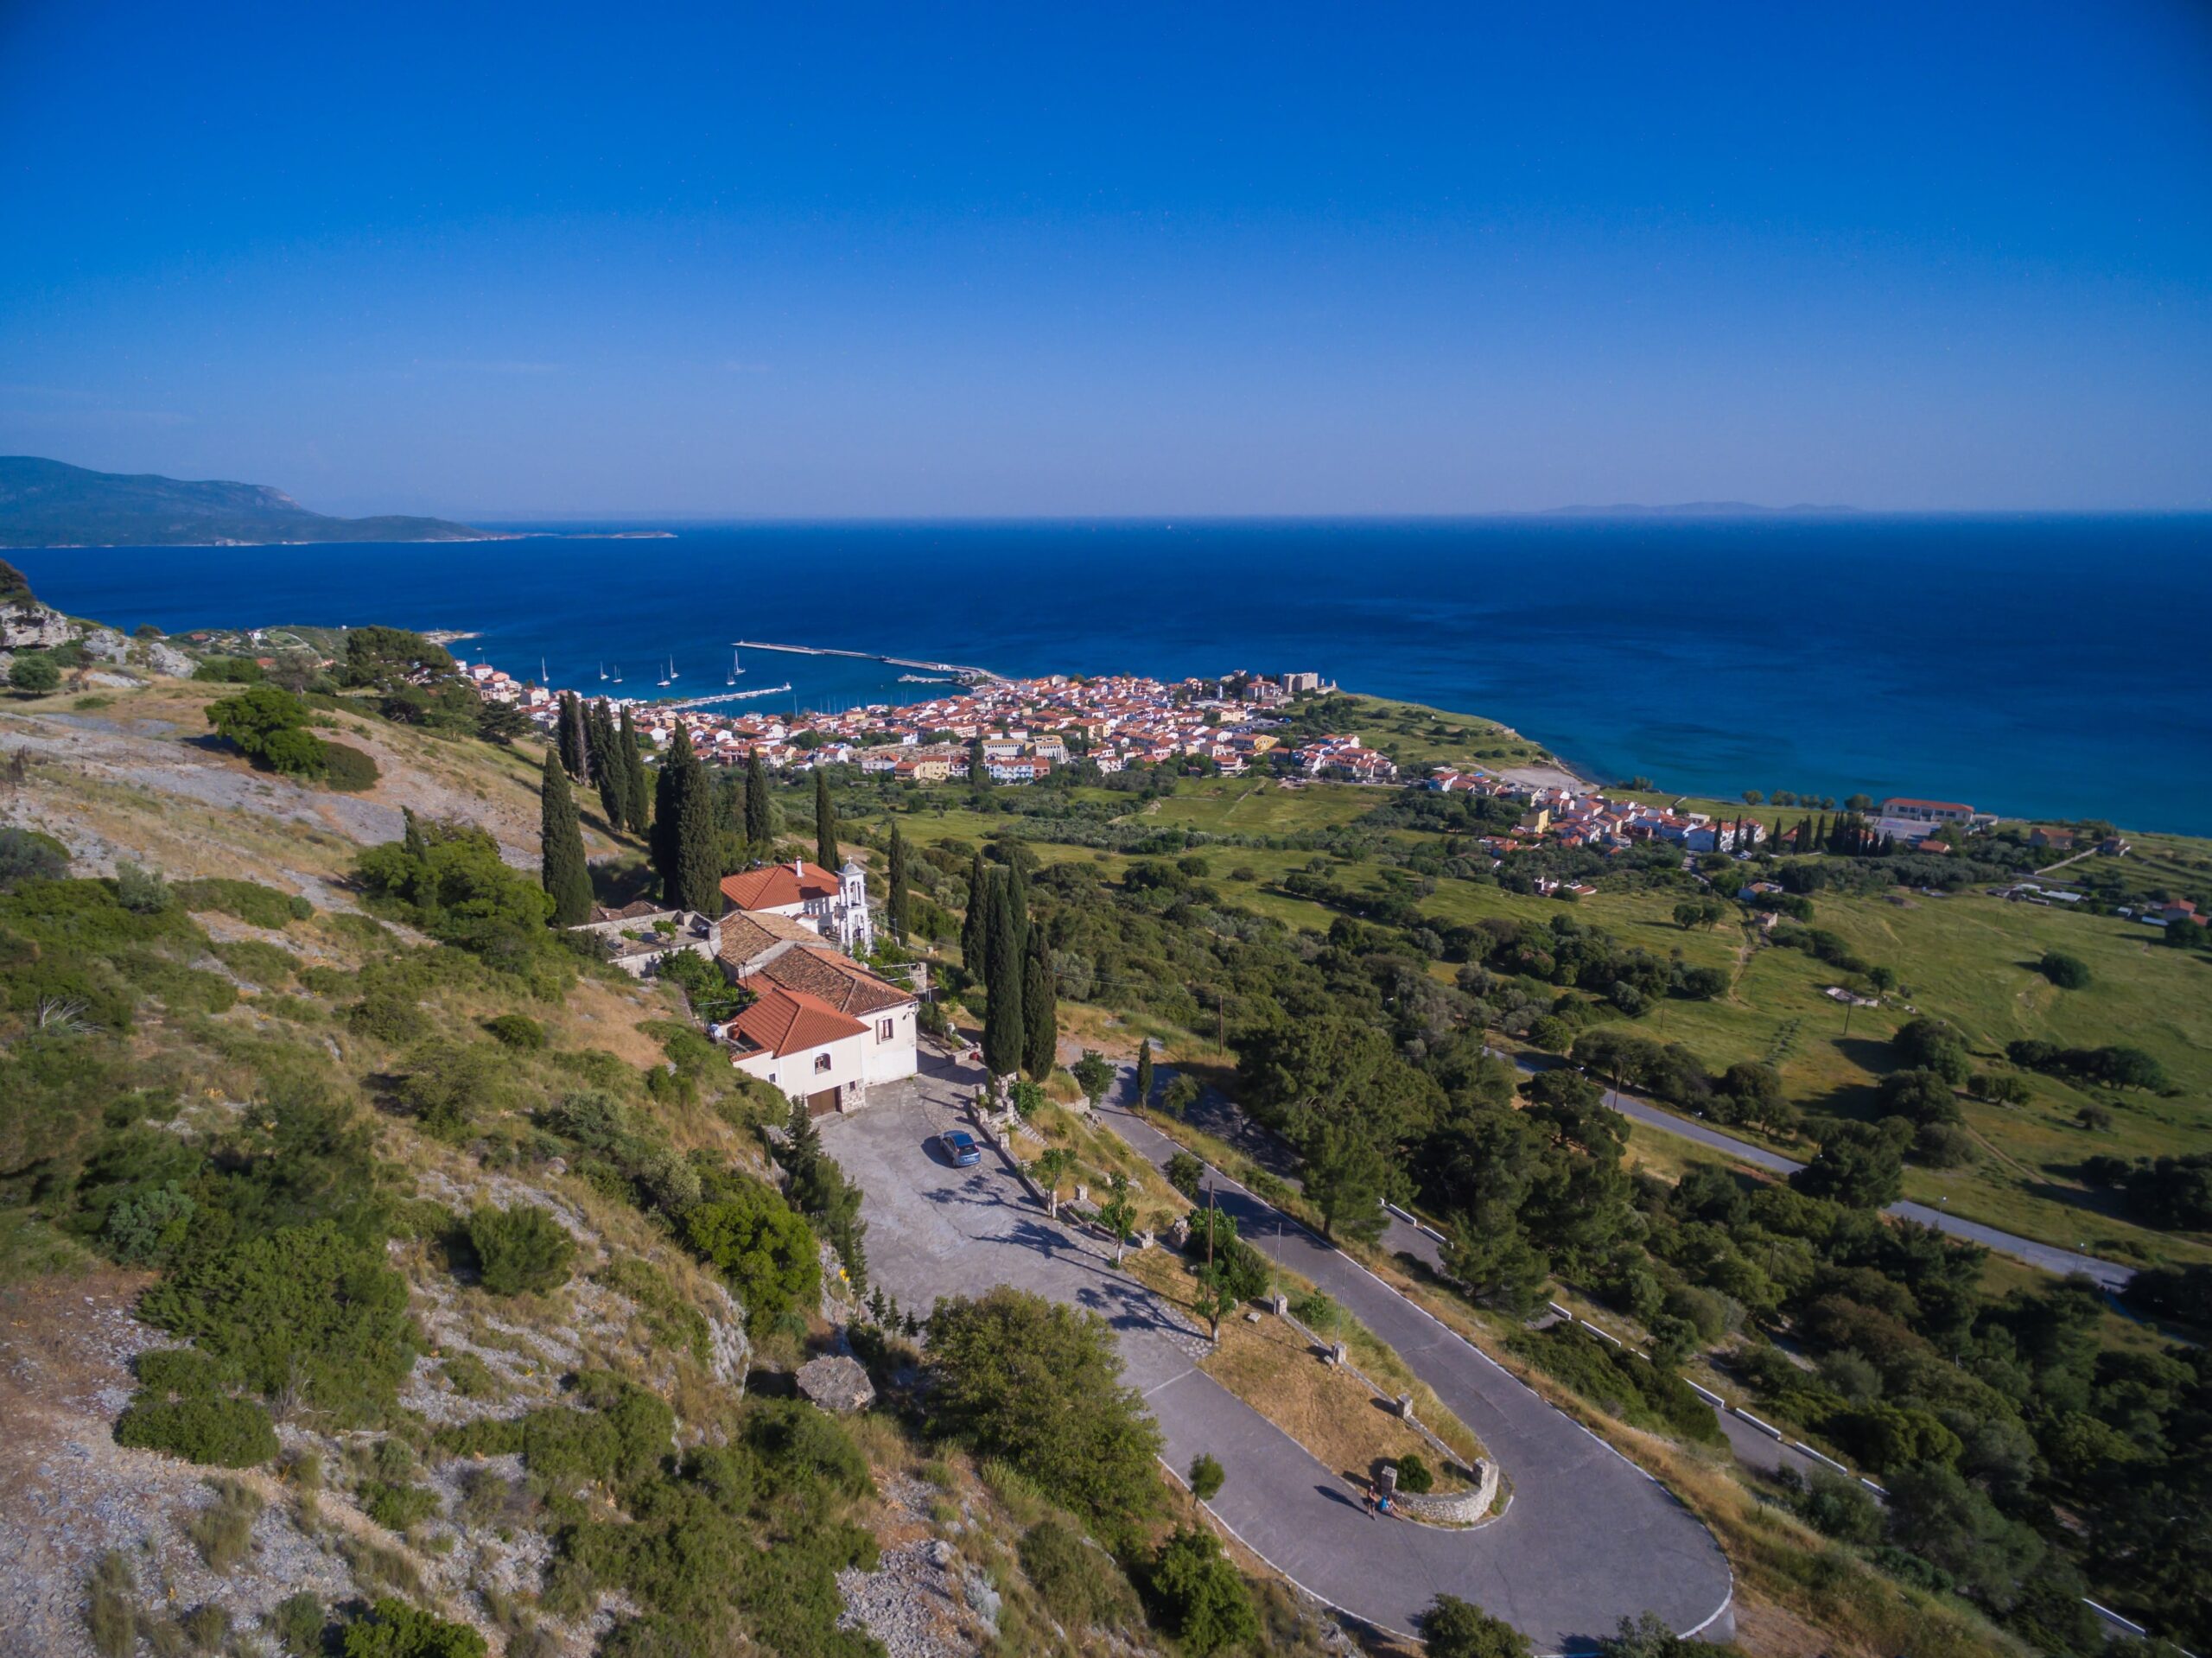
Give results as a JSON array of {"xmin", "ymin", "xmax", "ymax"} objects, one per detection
[{"xmin": 16, "ymin": 515, "xmax": 2212, "ymax": 835}]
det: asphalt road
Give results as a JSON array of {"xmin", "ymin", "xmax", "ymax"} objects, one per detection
[
  {"xmin": 823, "ymin": 1056, "xmax": 1735, "ymax": 1653},
  {"xmin": 1513, "ymin": 1056, "xmax": 2137, "ymax": 1292}
]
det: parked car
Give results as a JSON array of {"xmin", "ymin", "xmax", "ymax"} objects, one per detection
[{"xmin": 937, "ymin": 1128, "xmax": 982, "ymax": 1167}]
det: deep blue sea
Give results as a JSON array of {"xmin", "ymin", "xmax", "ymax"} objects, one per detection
[{"xmin": 17, "ymin": 516, "xmax": 2212, "ymax": 834}]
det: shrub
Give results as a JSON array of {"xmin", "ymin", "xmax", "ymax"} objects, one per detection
[
  {"xmin": 1395, "ymin": 1452, "xmax": 1435, "ymax": 1494},
  {"xmin": 1165, "ymin": 1150, "xmax": 1205, "ymax": 1201},
  {"xmin": 1189, "ymin": 1452, "xmax": 1225, "ymax": 1500},
  {"xmin": 320, "ymin": 740, "xmax": 382, "ymax": 791},
  {"xmin": 0, "ymin": 826, "xmax": 69, "ymax": 891},
  {"xmin": 362, "ymin": 1479, "xmax": 440, "ymax": 1531},
  {"xmin": 9, "ymin": 653, "xmax": 60, "ymax": 693},
  {"xmin": 681, "ymin": 1177, "xmax": 821, "ymax": 1332},
  {"xmin": 1019, "ymin": 1517, "xmax": 1137, "ymax": 1631},
  {"xmin": 467, "ymin": 1204, "xmax": 576, "ymax": 1296},
  {"xmin": 137, "ymin": 1220, "xmax": 418, "ymax": 1426},
  {"xmin": 271, "ymin": 1592, "xmax": 327, "ymax": 1655},
  {"xmin": 115, "ymin": 1392, "xmax": 279, "ymax": 1468},
  {"xmin": 440, "ymin": 1351, "xmax": 500, "ymax": 1399},
  {"xmin": 1288, "ymin": 1289, "xmax": 1344, "ymax": 1334},
  {"xmin": 1143, "ymin": 1527, "xmax": 1257, "ymax": 1656},
  {"xmin": 184, "ymin": 1481, "xmax": 264, "ymax": 1572},
  {"xmin": 112, "ymin": 862, "xmax": 171, "ymax": 914},
  {"xmin": 483, "ymin": 1013, "xmax": 546, "ymax": 1049},
  {"xmin": 396, "ymin": 1039, "xmax": 507, "ymax": 1138},
  {"xmin": 86, "ymin": 1551, "xmax": 137, "ymax": 1658},
  {"xmin": 2039, "ymin": 950, "xmax": 2091, "ymax": 989},
  {"xmin": 1778, "ymin": 1465, "xmax": 1884, "ymax": 1545},
  {"xmin": 182, "ymin": 1602, "xmax": 232, "ymax": 1651},
  {"xmin": 926, "ymin": 1287, "xmax": 1164, "ymax": 1534},
  {"xmin": 206, "ymin": 683, "xmax": 329, "ymax": 777},
  {"xmin": 1421, "ymin": 1594, "xmax": 1534, "ymax": 1658},
  {"xmin": 340, "ymin": 1598, "xmax": 489, "ymax": 1658}
]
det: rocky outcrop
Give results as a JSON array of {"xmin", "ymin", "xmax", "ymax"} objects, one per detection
[
  {"xmin": 1, "ymin": 596, "xmax": 72, "ymax": 650},
  {"xmin": 798, "ymin": 1354, "xmax": 876, "ymax": 1414}
]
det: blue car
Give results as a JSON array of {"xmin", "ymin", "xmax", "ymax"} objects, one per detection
[{"xmin": 938, "ymin": 1129, "xmax": 982, "ymax": 1168}]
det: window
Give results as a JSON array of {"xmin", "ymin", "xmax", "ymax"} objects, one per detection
[
  {"xmin": 814, "ymin": 1052, "xmax": 833, "ymax": 1073},
  {"xmin": 877, "ymin": 1019, "xmax": 893, "ymax": 1040}
]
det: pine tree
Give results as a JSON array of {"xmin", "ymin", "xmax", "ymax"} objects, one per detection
[
  {"xmin": 887, "ymin": 821, "xmax": 911, "ymax": 943},
  {"xmin": 1135, "ymin": 1040, "xmax": 1154, "ymax": 1109},
  {"xmin": 982, "ymin": 868, "xmax": 1025, "ymax": 1077},
  {"xmin": 1021, "ymin": 926, "xmax": 1056, "ymax": 1080},
  {"xmin": 814, "ymin": 767, "xmax": 839, "ymax": 871},
  {"xmin": 538, "ymin": 746, "xmax": 594, "ymax": 925},
  {"xmin": 744, "ymin": 749, "xmax": 772, "ymax": 848},
  {"xmin": 962, "ymin": 850, "xmax": 994, "ymax": 985},
  {"xmin": 618, "ymin": 706, "xmax": 652, "ymax": 837}
]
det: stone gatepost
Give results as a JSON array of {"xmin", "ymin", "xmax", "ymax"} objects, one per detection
[
  {"xmin": 1376, "ymin": 1464, "xmax": 1398, "ymax": 1499},
  {"xmin": 1270, "ymin": 1291, "xmax": 1288, "ymax": 1317},
  {"xmin": 1329, "ymin": 1341, "xmax": 1348, "ymax": 1366},
  {"xmin": 1395, "ymin": 1394, "xmax": 1415, "ymax": 1421}
]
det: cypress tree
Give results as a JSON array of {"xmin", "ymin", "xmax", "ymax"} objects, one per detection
[
  {"xmin": 1135, "ymin": 1040, "xmax": 1154, "ymax": 1109},
  {"xmin": 887, "ymin": 820, "xmax": 911, "ymax": 943},
  {"xmin": 962, "ymin": 850, "xmax": 994, "ymax": 984},
  {"xmin": 618, "ymin": 707, "xmax": 652, "ymax": 837},
  {"xmin": 982, "ymin": 868, "xmax": 1025, "ymax": 1077},
  {"xmin": 652, "ymin": 727, "xmax": 720, "ymax": 913},
  {"xmin": 744, "ymin": 749, "xmax": 772, "ymax": 848},
  {"xmin": 538, "ymin": 746, "xmax": 594, "ymax": 925},
  {"xmin": 968, "ymin": 736, "xmax": 989, "ymax": 790},
  {"xmin": 402, "ymin": 805, "xmax": 428, "ymax": 861},
  {"xmin": 586, "ymin": 699, "xmax": 617, "ymax": 790},
  {"xmin": 814, "ymin": 767, "xmax": 840, "ymax": 871},
  {"xmin": 1005, "ymin": 854, "xmax": 1031, "ymax": 953},
  {"xmin": 1021, "ymin": 926, "xmax": 1056, "ymax": 1081},
  {"xmin": 559, "ymin": 692, "xmax": 589, "ymax": 779}
]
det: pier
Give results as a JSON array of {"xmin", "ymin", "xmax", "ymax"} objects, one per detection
[
  {"xmin": 730, "ymin": 639, "xmax": 1000, "ymax": 683},
  {"xmin": 664, "ymin": 682, "xmax": 793, "ymax": 710}
]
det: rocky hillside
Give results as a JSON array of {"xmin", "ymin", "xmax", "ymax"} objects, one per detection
[{"xmin": 0, "ymin": 626, "xmax": 1346, "ymax": 1658}]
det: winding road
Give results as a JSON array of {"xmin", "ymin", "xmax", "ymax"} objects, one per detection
[{"xmin": 824, "ymin": 1054, "xmax": 1735, "ymax": 1654}]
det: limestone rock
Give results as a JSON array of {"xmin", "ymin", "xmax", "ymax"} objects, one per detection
[{"xmin": 798, "ymin": 1352, "xmax": 875, "ymax": 1414}]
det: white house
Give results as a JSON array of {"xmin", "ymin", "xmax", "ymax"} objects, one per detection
[{"xmin": 712, "ymin": 914, "xmax": 918, "ymax": 1113}]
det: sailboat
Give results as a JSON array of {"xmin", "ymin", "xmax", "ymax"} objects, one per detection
[
  {"xmin": 657, "ymin": 661, "xmax": 671, "ymax": 688},
  {"xmin": 612, "ymin": 664, "xmax": 622, "ymax": 683},
  {"xmin": 598, "ymin": 664, "xmax": 607, "ymax": 681},
  {"xmin": 668, "ymin": 655, "xmax": 680, "ymax": 681},
  {"xmin": 727, "ymin": 647, "xmax": 743, "ymax": 685}
]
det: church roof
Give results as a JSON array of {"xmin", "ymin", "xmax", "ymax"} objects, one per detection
[
  {"xmin": 748, "ymin": 945, "xmax": 912, "ymax": 1018},
  {"xmin": 720, "ymin": 859, "xmax": 840, "ymax": 912}
]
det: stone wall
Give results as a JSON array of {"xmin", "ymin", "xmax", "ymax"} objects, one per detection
[{"xmin": 1389, "ymin": 1457, "xmax": 1502, "ymax": 1525}]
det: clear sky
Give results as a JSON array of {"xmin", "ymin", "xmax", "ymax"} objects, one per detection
[{"xmin": 3, "ymin": 2, "xmax": 2209, "ymax": 518}]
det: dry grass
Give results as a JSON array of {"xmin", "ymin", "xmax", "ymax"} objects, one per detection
[{"xmin": 1126, "ymin": 1248, "xmax": 1476, "ymax": 1492}]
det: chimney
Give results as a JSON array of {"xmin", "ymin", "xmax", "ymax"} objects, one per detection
[{"xmin": 793, "ymin": 857, "xmax": 804, "ymax": 877}]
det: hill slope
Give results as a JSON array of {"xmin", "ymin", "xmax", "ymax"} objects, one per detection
[{"xmin": 0, "ymin": 455, "xmax": 500, "ymax": 547}]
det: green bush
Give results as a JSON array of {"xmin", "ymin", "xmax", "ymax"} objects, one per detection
[
  {"xmin": 2039, "ymin": 950, "xmax": 2091, "ymax": 990},
  {"xmin": 1395, "ymin": 1452, "xmax": 1435, "ymax": 1494},
  {"xmin": 340, "ymin": 1598, "xmax": 488, "ymax": 1658},
  {"xmin": 215, "ymin": 937, "xmax": 296, "ymax": 987},
  {"xmin": 681, "ymin": 1176, "xmax": 821, "ymax": 1332},
  {"xmin": 0, "ymin": 826, "xmax": 69, "ymax": 891},
  {"xmin": 1143, "ymin": 1527, "xmax": 1256, "ymax": 1656},
  {"xmin": 363, "ymin": 1480, "xmax": 441, "ymax": 1531},
  {"xmin": 271, "ymin": 1592, "xmax": 327, "ymax": 1655},
  {"xmin": 137, "ymin": 1220, "xmax": 418, "ymax": 1426},
  {"xmin": 1503, "ymin": 1325, "xmax": 1722, "ymax": 1446},
  {"xmin": 193, "ymin": 657, "xmax": 266, "ymax": 683},
  {"xmin": 170, "ymin": 876, "xmax": 303, "ymax": 927},
  {"xmin": 1188, "ymin": 1452, "xmax": 1225, "ymax": 1501},
  {"xmin": 1420, "ymin": 1594, "xmax": 1533, "ymax": 1658},
  {"xmin": 114, "ymin": 1393, "xmax": 279, "ymax": 1468},
  {"xmin": 10, "ymin": 653, "xmax": 60, "ymax": 693},
  {"xmin": 467, "ymin": 1204, "xmax": 576, "ymax": 1296},
  {"xmin": 439, "ymin": 1351, "xmax": 501, "ymax": 1399},
  {"xmin": 925, "ymin": 1287, "xmax": 1163, "ymax": 1535},
  {"xmin": 1019, "ymin": 1517, "xmax": 1138, "ymax": 1631},
  {"xmin": 483, "ymin": 1013, "xmax": 546, "ymax": 1049},
  {"xmin": 321, "ymin": 740, "xmax": 382, "ymax": 792}
]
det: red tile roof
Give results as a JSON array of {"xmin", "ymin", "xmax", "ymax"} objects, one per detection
[
  {"xmin": 753, "ymin": 946, "xmax": 912, "ymax": 1017},
  {"xmin": 721, "ymin": 860, "xmax": 841, "ymax": 912},
  {"xmin": 727, "ymin": 982, "xmax": 867, "ymax": 1058}
]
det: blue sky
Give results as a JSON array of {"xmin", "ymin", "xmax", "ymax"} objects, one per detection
[{"xmin": 3, "ymin": 2, "xmax": 2209, "ymax": 518}]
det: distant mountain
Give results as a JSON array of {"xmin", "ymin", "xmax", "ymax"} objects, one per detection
[
  {"xmin": 0, "ymin": 456, "xmax": 503, "ymax": 547},
  {"xmin": 1541, "ymin": 501, "xmax": 1859, "ymax": 518}
]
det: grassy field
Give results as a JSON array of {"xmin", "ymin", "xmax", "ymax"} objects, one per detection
[{"xmin": 894, "ymin": 757, "xmax": 2212, "ymax": 1270}]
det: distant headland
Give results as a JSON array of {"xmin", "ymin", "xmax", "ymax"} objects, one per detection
[{"xmin": 0, "ymin": 455, "xmax": 505, "ymax": 548}]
